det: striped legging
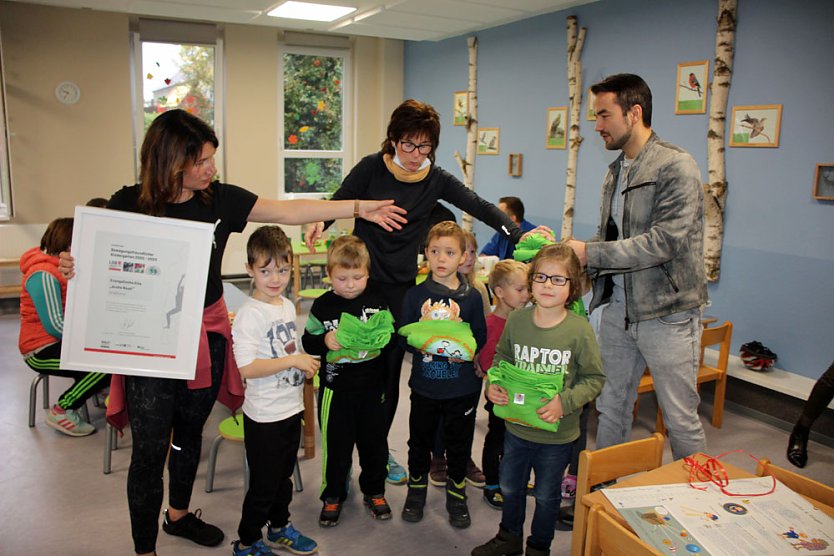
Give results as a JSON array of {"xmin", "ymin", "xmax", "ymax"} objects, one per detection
[{"xmin": 24, "ymin": 342, "xmax": 109, "ymax": 410}]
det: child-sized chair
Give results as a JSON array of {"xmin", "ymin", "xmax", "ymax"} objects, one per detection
[
  {"xmin": 584, "ymin": 504, "xmax": 662, "ymax": 556},
  {"xmin": 205, "ymin": 414, "xmax": 303, "ymax": 493},
  {"xmin": 756, "ymin": 458, "xmax": 834, "ymax": 508}
]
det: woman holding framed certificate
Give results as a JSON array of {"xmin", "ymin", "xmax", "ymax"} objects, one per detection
[{"xmin": 60, "ymin": 109, "xmax": 406, "ymax": 556}]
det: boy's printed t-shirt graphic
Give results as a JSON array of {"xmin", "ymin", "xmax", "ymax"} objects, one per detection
[
  {"xmin": 398, "ymin": 298, "xmax": 478, "ymax": 363},
  {"xmin": 267, "ymin": 318, "xmax": 304, "ymax": 388}
]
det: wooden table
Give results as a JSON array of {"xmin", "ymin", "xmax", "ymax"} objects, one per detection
[{"xmin": 577, "ymin": 454, "xmax": 834, "ymax": 554}]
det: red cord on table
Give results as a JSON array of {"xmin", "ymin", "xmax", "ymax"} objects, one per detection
[{"xmin": 683, "ymin": 450, "xmax": 776, "ymax": 497}]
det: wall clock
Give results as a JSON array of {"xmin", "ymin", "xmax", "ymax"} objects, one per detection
[{"xmin": 55, "ymin": 81, "xmax": 81, "ymax": 105}]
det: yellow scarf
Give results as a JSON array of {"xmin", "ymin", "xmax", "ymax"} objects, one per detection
[{"xmin": 383, "ymin": 153, "xmax": 431, "ymax": 183}]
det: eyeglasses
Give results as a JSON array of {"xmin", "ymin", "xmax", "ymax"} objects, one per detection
[
  {"xmin": 531, "ymin": 272, "xmax": 570, "ymax": 286},
  {"xmin": 399, "ymin": 140, "xmax": 432, "ymax": 155}
]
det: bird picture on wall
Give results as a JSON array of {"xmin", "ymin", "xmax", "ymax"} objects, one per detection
[
  {"xmin": 675, "ymin": 60, "xmax": 708, "ymax": 114},
  {"xmin": 453, "ymin": 91, "xmax": 468, "ymax": 126},
  {"xmin": 730, "ymin": 104, "xmax": 782, "ymax": 148},
  {"xmin": 546, "ymin": 107, "xmax": 567, "ymax": 149},
  {"xmin": 477, "ymin": 128, "xmax": 499, "ymax": 155}
]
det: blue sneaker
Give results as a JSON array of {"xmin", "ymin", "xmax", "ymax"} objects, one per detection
[
  {"xmin": 266, "ymin": 522, "xmax": 318, "ymax": 555},
  {"xmin": 233, "ymin": 539, "xmax": 279, "ymax": 556},
  {"xmin": 386, "ymin": 453, "xmax": 407, "ymax": 485}
]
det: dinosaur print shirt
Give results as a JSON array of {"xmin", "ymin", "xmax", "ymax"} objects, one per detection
[{"xmin": 400, "ymin": 273, "xmax": 487, "ymax": 400}]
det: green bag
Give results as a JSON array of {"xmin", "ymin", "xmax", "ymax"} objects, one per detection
[
  {"xmin": 488, "ymin": 360, "xmax": 564, "ymax": 432},
  {"xmin": 512, "ymin": 233, "xmax": 556, "ymax": 262},
  {"xmin": 328, "ymin": 309, "xmax": 394, "ymax": 364},
  {"xmin": 398, "ymin": 319, "xmax": 477, "ymax": 361}
]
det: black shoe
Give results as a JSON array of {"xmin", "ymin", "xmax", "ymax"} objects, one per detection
[
  {"xmin": 556, "ymin": 504, "xmax": 574, "ymax": 530},
  {"xmin": 402, "ymin": 475, "xmax": 428, "ymax": 523},
  {"xmin": 483, "ymin": 485, "xmax": 503, "ymax": 510},
  {"xmin": 446, "ymin": 479, "xmax": 471, "ymax": 529},
  {"xmin": 787, "ymin": 428, "xmax": 809, "ymax": 468},
  {"xmin": 363, "ymin": 494, "xmax": 392, "ymax": 520},
  {"xmin": 162, "ymin": 508, "xmax": 224, "ymax": 547},
  {"xmin": 319, "ymin": 498, "xmax": 342, "ymax": 527},
  {"xmin": 471, "ymin": 527, "xmax": 523, "ymax": 556}
]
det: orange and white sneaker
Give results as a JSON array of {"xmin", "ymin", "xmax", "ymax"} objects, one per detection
[{"xmin": 46, "ymin": 405, "xmax": 95, "ymax": 437}]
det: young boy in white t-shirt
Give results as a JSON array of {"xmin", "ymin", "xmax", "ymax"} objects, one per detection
[{"xmin": 231, "ymin": 225, "xmax": 320, "ymax": 556}]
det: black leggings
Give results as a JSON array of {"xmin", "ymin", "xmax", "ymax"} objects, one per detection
[
  {"xmin": 125, "ymin": 332, "xmax": 225, "ymax": 554},
  {"xmin": 798, "ymin": 360, "xmax": 834, "ymax": 429}
]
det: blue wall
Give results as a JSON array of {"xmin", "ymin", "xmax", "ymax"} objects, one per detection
[{"xmin": 404, "ymin": 0, "xmax": 834, "ymax": 381}]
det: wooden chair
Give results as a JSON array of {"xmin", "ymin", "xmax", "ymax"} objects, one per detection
[
  {"xmin": 756, "ymin": 458, "xmax": 834, "ymax": 508},
  {"xmin": 571, "ymin": 432, "xmax": 665, "ymax": 556},
  {"xmin": 637, "ymin": 321, "xmax": 733, "ymax": 431},
  {"xmin": 584, "ymin": 504, "xmax": 662, "ymax": 556}
]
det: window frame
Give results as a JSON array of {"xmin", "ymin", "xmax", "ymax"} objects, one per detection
[
  {"xmin": 277, "ymin": 44, "xmax": 353, "ymax": 199},
  {"xmin": 129, "ymin": 18, "xmax": 225, "ymax": 182}
]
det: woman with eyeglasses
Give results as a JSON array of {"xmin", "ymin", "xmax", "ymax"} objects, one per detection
[{"xmin": 305, "ymin": 99, "xmax": 526, "ymax": 486}]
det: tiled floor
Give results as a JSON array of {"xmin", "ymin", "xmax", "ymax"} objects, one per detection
[{"xmin": 1, "ymin": 309, "xmax": 831, "ymax": 555}]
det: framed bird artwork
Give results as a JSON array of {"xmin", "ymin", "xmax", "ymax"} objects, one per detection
[
  {"xmin": 477, "ymin": 128, "xmax": 500, "ymax": 155},
  {"xmin": 453, "ymin": 91, "xmax": 468, "ymax": 126},
  {"xmin": 813, "ymin": 164, "xmax": 834, "ymax": 201},
  {"xmin": 730, "ymin": 104, "xmax": 782, "ymax": 148},
  {"xmin": 545, "ymin": 107, "xmax": 567, "ymax": 150},
  {"xmin": 675, "ymin": 60, "xmax": 708, "ymax": 114}
]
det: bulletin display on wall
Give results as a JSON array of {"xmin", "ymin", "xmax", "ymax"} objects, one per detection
[
  {"xmin": 546, "ymin": 107, "xmax": 568, "ymax": 150},
  {"xmin": 453, "ymin": 91, "xmax": 468, "ymax": 126},
  {"xmin": 813, "ymin": 164, "xmax": 834, "ymax": 201},
  {"xmin": 730, "ymin": 104, "xmax": 782, "ymax": 148},
  {"xmin": 478, "ymin": 128, "xmax": 499, "ymax": 155},
  {"xmin": 675, "ymin": 60, "xmax": 708, "ymax": 114}
]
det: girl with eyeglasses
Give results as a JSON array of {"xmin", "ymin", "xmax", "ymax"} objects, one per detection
[{"xmin": 473, "ymin": 243, "xmax": 605, "ymax": 556}]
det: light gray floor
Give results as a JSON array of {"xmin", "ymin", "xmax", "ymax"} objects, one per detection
[{"xmin": 1, "ymin": 309, "xmax": 832, "ymax": 556}]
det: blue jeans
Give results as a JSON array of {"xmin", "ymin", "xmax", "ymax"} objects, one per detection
[
  {"xmin": 595, "ymin": 298, "xmax": 706, "ymax": 459},
  {"xmin": 499, "ymin": 430, "xmax": 572, "ymax": 550}
]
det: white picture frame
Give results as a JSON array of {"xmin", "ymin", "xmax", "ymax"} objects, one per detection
[{"xmin": 61, "ymin": 206, "xmax": 213, "ymax": 379}]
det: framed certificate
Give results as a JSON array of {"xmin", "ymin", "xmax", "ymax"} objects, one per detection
[{"xmin": 61, "ymin": 206, "xmax": 213, "ymax": 380}]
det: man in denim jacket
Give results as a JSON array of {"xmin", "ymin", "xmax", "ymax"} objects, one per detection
[{"xmin": 568, "ymin": 74, "xmax": 707, "ymax": 460}]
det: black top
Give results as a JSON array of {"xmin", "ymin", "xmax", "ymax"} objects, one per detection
[
  {"xmin": 330, "ymin": 154, "xmax": 522, "ymax": 284},
  {"xmin": 301, "ymin": 289, "xmax": 389, "ymax": 391},
  {"xmin": 108, "ymin": 182, "xmax": 257, "ymax": 307},
  {"xmin": 400, "ymin": 275, "xmax": 487, "ymax": 400}
]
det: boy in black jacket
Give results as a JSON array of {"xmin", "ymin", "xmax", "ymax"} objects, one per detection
[
  {"xmin": 399, "ymin": 221, "xmax": 487, "ymax": 529},
  {"xmin": 301, "ymin": 236, "xmax": 394, "ymax": 527}
]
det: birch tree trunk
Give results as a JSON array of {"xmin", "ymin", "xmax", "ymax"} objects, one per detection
[
  {"xmin": 704, "ymin": 0, "xmax": 737, "ymax": 281},
  {"xmin": 561, "ymin": 16, "xmax": 586, "ymax": 240},
  {"xmin": 455, "ymin": 36, "xmax": 478, "ymax": 232}
]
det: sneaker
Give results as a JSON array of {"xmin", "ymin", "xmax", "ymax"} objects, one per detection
[
  {"xmin": 561, "ymin": 473, "xmax": 577, "ymax": 502},
  {"xmin": 471, "ymin": 527, "xmax": 524, "ymax": 556},
  {"xmin": 402, "ymin": 475, "xmax": 428, "ymax": 523},
  {"xmin": 318, "ymin": 498, "xmax": 341, "ymax": 528},
  {"xmin": 232, "ymin": 539, "xmax": 279, "ymax": 556},
  {"xmin": 446, "ymin": 479, "xmax": 471, "ymax": 529},
  {"xmin": 526, "ymin": 481, "xmax": 535, "ymax": 496},
  {"xmin": 162, "ymin": 508, "xmax": 224, "ymax": 547},
  {"xmin": 483, "ymin": 485, "xmax": 503, "ymax": 510},
  {"xmin": 466, "ymin": 458, "xmax": 486, "ymax": 488},
  {"xmin": 386, "ymin": 453, "xmax": 407, "ymax": 485},
  {"xmin": 429, "ymin": 456, "xmax": 448, "ymax": 487},
  {"xmin": 265, "ymin": 522, "xmax": 318, "ymax": 555},
  {"xmin": 363, "ymin": 494, "xmax": 392, "ymax": 520},
  {"xmin": 525, "ymin": 543, "xmax": 550, "ymax": 556},
  {"xmin": 46, "ymin": 405, "xmax": 95, "ymax": 437}
]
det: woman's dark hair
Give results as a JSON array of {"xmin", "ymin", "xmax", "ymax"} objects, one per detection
[
  {"xmin": 379, "ymin": 99, "xmax": 441, "ymax": 164},
  {"xmin": 138, "ymin": 109, "xmax": 218, "ymax": 216},
  {"xmin": 40, "ymin": 218, "xmax": 74, "ymax": 256}
]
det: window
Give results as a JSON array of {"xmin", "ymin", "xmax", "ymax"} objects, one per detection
[
  {"xmin": 279, "ymin": 44, "xmax": 351, "ymax": 198},
  {"xmin": 131, "ymin": 19, "xmax": 224, "ymax": 180},
  {"xmin": 0, "ymin": 27, "xmax": 12, "ymax": 221}
]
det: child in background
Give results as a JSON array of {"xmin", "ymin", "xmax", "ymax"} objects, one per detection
[
  {"xmin": 231, "ymin": 226, "xmax": 320, "ymax": 556},
  {"xmin": 19, "ymin": 217, "xmax": 109, "ymax": 436},
  {"xmin": 301, "ymin": 236, "xmax": 393, "ymax": 527},
  {"xmin": 477, "ymin": 260, "xmax": 530, "ymax": 509},
  {"xmin": 399, "ymin": 221, "xmax": 487, "ymax": 529},
  {"xmin": 429, "ymin": 229, "xmax": 490, "ymax": 489},
  {"xmin": 472, "ymin": 244, "xmax": 604, "ymax": 556}
]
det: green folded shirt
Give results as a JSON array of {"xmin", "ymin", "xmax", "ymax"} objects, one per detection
[
  {"xmin": 328, "ymin": 309, "xmax": 394, "ymax": 364},
  {"xmin": 488, "ymin": 360, "xmax": 564, "ymax": 432},
  {"xmin": 512, "ymin": 233, "xmax": 556, "ymax": 262},
  {"xmin": 398, "ymin": 319, "xmax": 477, "ymax": 361}
]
